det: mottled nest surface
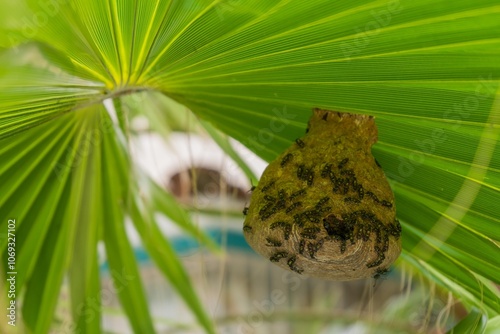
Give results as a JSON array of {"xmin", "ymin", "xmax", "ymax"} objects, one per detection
[{"xmin": 243, "ymin": 109, "xmax": 401, "ymax": 281}]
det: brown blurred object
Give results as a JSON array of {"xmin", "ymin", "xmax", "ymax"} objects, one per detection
[{"xmin": 168, "ymin": 167, "xmax": 248, "ymax": 203}]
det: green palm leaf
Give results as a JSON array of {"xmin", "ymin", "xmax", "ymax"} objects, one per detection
[{"xmin": 1, "ymin": 0, "xmax": 499, "ymax": 332}]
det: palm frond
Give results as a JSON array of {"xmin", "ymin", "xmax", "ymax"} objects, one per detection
[{"xmin": 0, "ymin": 0, "xmax": 499, "ymax": 332}]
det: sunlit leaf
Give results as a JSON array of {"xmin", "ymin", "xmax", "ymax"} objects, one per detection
[
  {"xmin": 1, "ymin": 0, "xmax": 499, "ymax": 332},
  {"xmin": 447, "ymin": 307, "xmax": 487, "ymax": 334}
]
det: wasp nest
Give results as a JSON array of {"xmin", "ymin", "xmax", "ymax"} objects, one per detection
[{"xmin": 243, "ymin": 109, "xmax": 401, "ymax": 280}]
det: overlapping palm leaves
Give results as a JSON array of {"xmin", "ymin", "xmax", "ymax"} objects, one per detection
[{"xmin": 0, "ymin": 0, "xmax": 499, "ymax": 333}]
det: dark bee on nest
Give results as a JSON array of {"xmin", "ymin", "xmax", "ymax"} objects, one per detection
[
  {"xmin": 323, "ymin": 214, "xmax": 355, "ymax": 251},
  {"xmin": 293, "ymin": 213, "xmax": 306, "ymax": 227},
  {"xmin": 306, "ymin": 170, "xmax": 314, "ymax": 186},
  {"xmin": 297, "ymin": 166, "xmax": 314, "ymax": 186},
  {"xmin": 390, "ymin": 227, "xmax": 400, "ymax": 239},
  {"xmin": 266, "ymin": 237, "xmax": 282, "ymax": 247},
  {"xmin": 329, "ymin": 171, "xmax": 337, "ymax": 184},
  {"xmin": 263, "ymin": 195, "xmax": 275, "ymax": 202},
  {"xmin": 338, "ymin": 158, "xmax": 349, "ymax": 169},
  {"xmin": 342, "ymin": 180, "xmax": 350, "ymax": 195},
  {"xmin": 258, "ymin": 202, "xmax": 274, "ymax": 218},
  {"xmin": 295, "ymin": 138, "xmax": 305, "ymax": 148},
  {"xmin": 261, "ymin": 180, "xmax": 275, "ymax": 193},
  {"xmin": 318, "ymin": 206, "xmax": 332, "ymax": 214},
  {"xmin": 300, "ymin": 227, "xmax": 321, "ymax": 239},
  {"xmin": 276, "ymin": 190, "xmax": 287, "ymax": 209},
  {"xmin": 290, "ymin": 189, "xmax": 306, "ymax": 201},
  {"xmin": 287, "ymin": 255, "xmax": 304, "ymax": 274},
  {"xmin": 270, "ymin": 221, "xmax": 288, "ymax": 230},
  {"xmin": 307, "ymin": 239, "xmax": 324, "ymax": 259},
  {"xmin": 340, "ymin": 169, "xmax": 354, "ymax": 177},
  {"xmin": 283, "ymin": 224, "xmax": 292, "ymax": 240},
  {"xmin": 373, "ymin": 267, "xmax": 390, "ymax": 280},
  {"xmin": 351, "ymin": 176, "xmax": 359, "ymax": 189},
  {"xmin": 381, "ymin": 200, "xmax": 393, "ymax": 208},
  {"xmin": 344, "ymin": 197, "xmax": 361, "ymax": 204},
  {"xmin": 366, "ymin": 191, "xmax": 380, "ymax": 203},
  {"xmin": 270, "ymin": 251, "xmax": 288, "ymax": 262},
  {"xmin": 367, "ymin": 248, "xmax": 386, "ymax": 268},
  {"xmin": 286, "ymin": 202, "xmax": 302, "ymax": 213},
  {"xmin": 357, "ymin": 186, "xmax": 364, "ymax": 199},
  {"xmin": 298, "ymin": 239, "xmax": 306, "ymax": 254},
  {"xmin": 321, "ymin": 164, "xmax": 332, "ymax": 178},
  {"xmin": 390, "ymin": 219, "xmax": 402, "ymax": 238},
  {"xmin": 297, "ymin": 165, "xmax": 306, "ymax": 179},
  {"xmin": 270, "ymin": 221, "xmax": 292, "ymax": 240},
  {"xmin": 243, "ymin": 207, "xmax": 249, "ymax": 215},
  {"xmin": 332, "ymin": 178, "xmax": 343, "ymax": 194},
  {"xmin": 316, "ymin": 197, "xmax": 330, "ymax": 208},
  {"xmin": 303, "ymin": 210, "xmax": 321, "ymax": 223},
  {"xmin": 260, "ymin": 207, "xmax": 278, "ymax": 221},
  {"xmin": 281, "ymin": 153, "xmax": 293, "ymax": 167},
  {"xmin": 303, "ymin": 227, "xmax": 321, "ymax": 234},
  {"xmin": 259, "ymin": 203, "xmax": 272, "ymax": 215},
  {"xmin": 243, "ymin": 225, "xmax": 252, "ymax": 233}
]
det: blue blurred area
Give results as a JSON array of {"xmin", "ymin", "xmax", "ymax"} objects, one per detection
[{"xmin": 99, "ymin": 228, "xmax": 254, "ymax": 271}]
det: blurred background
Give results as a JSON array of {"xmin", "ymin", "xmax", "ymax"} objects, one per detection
[{"xmin": 50, "ymin": 116, "xmax": 460, "ymax": 333}]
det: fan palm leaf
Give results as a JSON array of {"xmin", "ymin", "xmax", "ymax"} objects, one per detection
[{"xmin": 0, "ymin": 0, "xmax": 499, "ymax": 332}]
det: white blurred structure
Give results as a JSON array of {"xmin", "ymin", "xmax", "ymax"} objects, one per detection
[{"xmin": 131, "ymin": 131, "xmax": 267, "ymax": 195}]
